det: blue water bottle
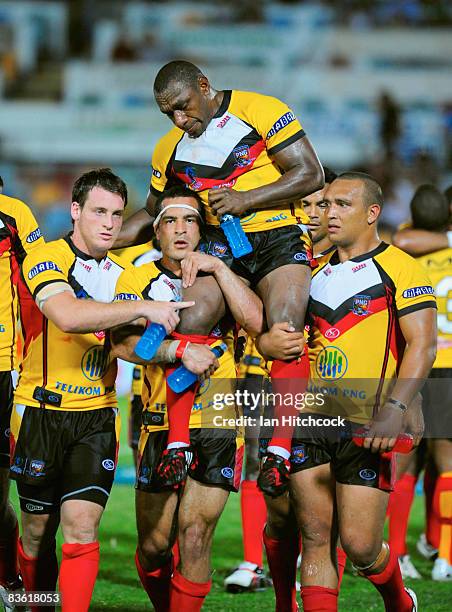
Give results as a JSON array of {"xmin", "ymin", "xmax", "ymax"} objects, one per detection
[
  {"xmin": 134, "ymin": 323, "xmax": 167, "ymax": 360},
  {"xmin": 167, "ymin": 343, "xmax": 227, "ymax": 392},
  {"xmin": 220, "ymin": 214, "xmax": 252, "ymax": 258}
]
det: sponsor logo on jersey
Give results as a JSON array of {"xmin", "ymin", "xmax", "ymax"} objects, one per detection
[
  {"xmin": 55, "ymin": 380, "xmax": 106, "ymax": 396},
  {"xmin": 152, "ymin": 167, "xmax": 162, "ymax": 179},
  {"xmin": 359, "ymin": 468, "xmax": 376, "ymax": 481},
  {"xmin": 79, "ymin": 261, "xmax": 92, "ymax": 272},
  {"xmin": 10, "ymin": 456, "xmax": 24, "ymax": 475},
  {"xmin": 28, "ymin": 459, "xmax": 45, "ymax": 477},
  {"xmin": 266, "ymin": 111, "xmax": 296, "ymax": 139},
  {"xmin": 0, "ymin": 219, "xmax": 4, "ymax": 230},
  {"xmin": 138, "ymin": 465, "xmax": 150, "ymax": 484},
  {"xmin": 325, "ymin": 327, "xmax": 340, "ymax": 340},
  {"xmin": 323, "ymin": 266, "xmax": 332, "ymax": 276},
  {"xmin": 233, "ymin": 144, "xmax": 253, "ymax": 168},
  {"xmin": 81, "ymin": 346, "xmax": 109, "ymax": 381},
  {"xmin": 211, "ymin": 242, "xmax": 228, "ymax": 257},
  {"xmin": 316, "ymin": 346, "xmax": 348, "ymax": 380},
  {"xmin": 0, "ymin": 325, "xmax": 5, "ymax": 333},
  {"xmin": 352, "ymin": 263, "xmax": 366, "ymax": 273},
  {"xmin": 26, "ymin": 228, "xmax": 42, "ymax": 243},
  {"xmin": 28, "ymin": 261, "xmax": 62, "ymax": 279},
  {"xmin": 294, "ymin": 252, "xmax": 308, "ymax": 262},
  {"xmin": 266, "ymin": 213, "xmax": 288, "ymax": 223},
  {"xmin": 214, "ymin": 179, "xmax": 237, "ymax": 189},
  {"xmin": 102, "ymin": 459, "xmax": 115, "ymax": 471},
  {"xmin": 221, "ymin": 467, "xmax": 234, "ymax": 478},
  {"xmin": 4, "ymin": 427, "xmax": 10, "ymax": 437},
  {"xmin": 162, "ymin": 277, "xmax": 177, "ymax": 292},
  {"xmin": 402, "ymin": 285, "xmax": 434, "ymax": 298},
  {"xmin": 94, "ymin": 330, "xmax": 106, "ymax": 340},
  {"xmin": 114, "ymin": 292, "xmax": 139, "ymax": 301},
  {"xmin": 351, "ymin": 294, "xmax": 372, "ymax": 316},
  {"xmin": 291, "ymin": 445, "xmax": 308, "ymax": 464},
  {"xmin": 216, "ymin": 115, "xmax": 231, "ymax": 129},
  {"xmin": 103, "ymin": 261, "xmax": 112, "ymax": 271}
]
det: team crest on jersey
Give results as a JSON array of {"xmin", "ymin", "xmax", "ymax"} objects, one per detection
[
  {"xmin": 81, "ymin": 346, "xmax": 109, "ymax": 381},
  {"xmin": 351, "ymin": 294, "xmax": 372, "ymax": 316},
  {"xmin": 28, "ymin": 459, "xmax": 45, "ymax": 477},
  {"xmin": 291, "ymin": 445, "xmax": 308, "ymax": 465},
  {"xmin": 233, "ymin": 144, "xmax": 253, "ymax": 168},
  {"xmin": 211, "ymin": 242, "xmax": 228, "ymax": 257},
  {"xmin": 185, "ymin": 166, "xmax": 203, "ymax": 190}
]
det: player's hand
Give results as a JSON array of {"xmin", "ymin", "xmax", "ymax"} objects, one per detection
[
  {"xmin": 182, "ymin": 343, "xmax": 220, "ymax": 381},
  {"xmin": 257, "ymin": 322, "xmax": 305, "ymax": 361},
  {"xmin": 141, "ymin": 301, "xmax": 194, "ymax": 334},
  {"xmin": 403, "ymin": 393, "xmax": 424, "ymax": 447},
  {"xmin": 208, "ymin": 188, "xmax": 251, "ymax": 217},
  {"xmin": 363, "ymin": 403, "xmax": 405, "ymax": 453},
  {"xmin": 181, "ymin": 252, "xmax": 222, "ymax": 288}
]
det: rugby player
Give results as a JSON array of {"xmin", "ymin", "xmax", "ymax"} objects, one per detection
[
  {"xmin": 403, "ymin": 186, "xmax": 452, "ymax": 580},
  {"xmin": 288, "ymin": 172, "xmax": 436, "ymax": 611},
  {"xmin": 0, "ymin": 182, "xmax": 45, "ymax": 608},
  {"xmin": 112, "ymin": 187, "xmax": 263, "ymax": 611},
  {"xmin": 9, "ymin": 169, "xmax": 191, "ymax": 612},
  {"xmin": 115, "ymin": 60, "xmax": 324, "ymax": 489}
]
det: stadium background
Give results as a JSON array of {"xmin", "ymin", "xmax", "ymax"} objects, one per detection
[{"xmin": 0, "ymin": 1, "xmax": 451, "ymax": 610}]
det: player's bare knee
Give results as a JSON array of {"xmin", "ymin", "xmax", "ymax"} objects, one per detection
[
  {"xmin": 139, "ymin": 531, "xmax": 172, "ymax": 564},
  {"xmin": 22, "ymin": 514, "xmax": 51, "ymax": 555},
  {"xmin": 301, "ymin": 521, "xmax": 331, "ymax": 551},
  {"xmin": 340, "ymin": 535, "xmax": 382, "ymax": 568}
]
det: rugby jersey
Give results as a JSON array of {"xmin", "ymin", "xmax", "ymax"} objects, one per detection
[
  {"xmin": 0, "ymin": 195, "xmax": 44, "ymax": 371},
  {"xmin": 417, "ymin": 248, "xmax": 452, "ymax": 369},
  {"xmin": 15, "ymin": 236, "xmax": 127, "ymax": 410},
  {"xmin": 114, "ymin": 260, "xmax": 236, "ymax": 431},
  {"xmin": 308, "ymin": 242, "xmax": 436, "ymax": 422},
  {"xmin": 238, "ymin": 336, "xmax": 268, "ymax": 378},
  {"xmin": 150, "ymin": 90, "xmax": 309, "ymax": 232}
]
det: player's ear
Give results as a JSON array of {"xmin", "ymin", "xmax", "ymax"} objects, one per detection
[
  {"xmin": 198, "ymin": 75, "xmax": 210, "ymax": 96},
  {"xmin": 367, "ymin": 203, "xmax": 381, "ymax": 225},
  {"xmin": 71, "ymin": 201, "xmax": 81, "ymax": 222}
]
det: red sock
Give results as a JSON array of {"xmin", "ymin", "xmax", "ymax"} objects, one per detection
[
  {"xmin": 135, "ymin": 549, "xmax": 172, "ymax": 611},
  {"xmin": 433, "ymin": 471, "xmax": 452, "ymax": 563},
  {"xmin": 424, "ymin": 464, "xmax": 440, "ymax": 549},
  {"xmin": 18, "ymin": 538, "xmax": 58, "ymax": 612},
  {"xmin": 165, "ymin": 364, "xmax": 198, "ymax": 447},
  {"xmin": 263, "ymin": 530, "xmax": 299, "ymax": 612},
  {"xmin": 241, "ymin": 480, "xmax": 267, "ymax": 566},
  {"xmin": 0, "ymin": 521, "xmax": 19, "ymax": 585},
  {"xmin": 269, "ymin": 354, "xmax": 310, "ymax": 457},
  {"xmin": 172, "ymin": 541, "xmax": 180, "ymax": 570},
  {"xmin": 59, "ymin": 542, "xmax": 99, "ymax": 612},
  {"xmin": 388, "ymin": 474, "xmax": 416, "ymax": 557},
  {"xmin": 300, "ymin": 585, "xmax": 338, "ymax": 611},
  {"xmin": 365, "ymin": 548, "xmax": 413, "ymax": 612},
  {"xmin": 169, "ymin": 569, "xmax": 211, "ymax": 612},
  {"xmin": 336, "ymin": 547, "xmax": 346, "ymax": 590}
]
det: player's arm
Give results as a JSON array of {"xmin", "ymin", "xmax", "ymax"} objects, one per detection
[
  {"xmin": 180, "ymin": 252, "xmax": 264, "ymax": 336},
  {"xmin": 209, "ymin": 136, "xmax": 324, "ymax": 217},
  {"xmin": 364, "ymin": 307, "xmax": 437, "ymax": 453},
  {"xmin": 256, "ymin": 322, "xmax": 305, "ymax": 361},
  {"xmin": 39, "ymin": 288, "xmax": 192, "ymax": 334},
  {"xmin": 114, "ymin": 192, "xmax": 157, "ymax": 248},
  {"xmin": 111, "ymin": 326, "xmax": 219, "ymax": 379},
  {"xmin": 392, "ymin": 228, "xmax": 449, "ymax": 256}
]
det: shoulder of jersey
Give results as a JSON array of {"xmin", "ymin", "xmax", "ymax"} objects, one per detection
[
  {"xmin": 376, "ymin": 243, "xmax": 419, "ymax": 269},
  {"xmin": 155, "ymin": 125, "xmax": 184, "ymax": 150},
  {"xmin": 106, "ymin": 249, "xmax": 132, "ymax": 270},
  {"xmin": 0, "ymin": 193, "xmax": 32, "ymax": 215}
]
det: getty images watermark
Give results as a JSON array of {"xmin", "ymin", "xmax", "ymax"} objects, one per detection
[{"xmin": 211, "ymin": 389, "xmax": 346, "ymax": 428}]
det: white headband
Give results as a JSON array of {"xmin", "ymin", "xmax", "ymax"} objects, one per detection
[{"xmin": 153, "ymin": 204, "xmax": 202, "ymax": 229}]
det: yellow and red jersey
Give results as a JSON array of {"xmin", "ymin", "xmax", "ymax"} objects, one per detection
[
  {"xmin": 15, "ymin": 236, "xmax": 128, "ymax": 411},
  {"xmin": 416, "ymin": 248, "xmax": 452, "ymax": 369},
  {"xmin": 0, "ymin": 194, "xmax": 44, "ymax": 371},
  {"xmin": 308, "ymin": 242, "xmax": 436, "ymax": 422},
  {"xmin": 150, "ymin": 90, "xmax": 309, "ymax": 232},
  {"xmin": 114, "ymin": 260, "xmax": 237, "ymax": 431},
  {"xmin": 238, "ymin": 336, "xmax": 269, "ymax": 378}
]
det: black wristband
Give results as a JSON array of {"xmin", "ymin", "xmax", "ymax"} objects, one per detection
[{"xmin": 387, "ymin": 397, "xmax": 408, "ymax": 412}]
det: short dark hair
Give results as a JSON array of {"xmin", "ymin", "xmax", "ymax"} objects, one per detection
[
  {"xmin": 154, "ymin": 60, "xmax": 204, "ymax": 95},
  {"xmin": 323, "ymin": 166, "xmax": 337, "ymax": 185},
  {"xmin": 411, "ymin": 185, "xmax": 449, "ymax": 232},
  {"xmin": 154, "ymin": 185, "xmax": 205, "ymax": 225},
  {"xmin": 72, "ymin": 168, "xmax": 128, "ymax": 208},
  {"xmin": 444, "ymin": 185, "xmax": 452, "ymax": 206},
  {"xmin": 336, "ymin": 171, "xmax": 384, "ymax": 208},
  {"xmin": 0, "ymin": 176, "xmax": 3, "ymax": 192}
]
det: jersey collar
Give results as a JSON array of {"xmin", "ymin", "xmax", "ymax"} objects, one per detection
[
  {"xmin": 64, "ymin": 233, "xmax": 109, "ymax": 263},
  {"xmin": 154, "ymin": 259, "xmax": 182, "ymax": 280},
  {"xmin": 212, "ymin": 90, "xmax": 232, "ymax": 119},
  {"xmin": 329, "ymin": 241, "xmax": 389, "ymax": 265}
]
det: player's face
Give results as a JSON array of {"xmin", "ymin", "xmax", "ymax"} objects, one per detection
[
  {"xmin": 71, "ymin": 186, "xmax": 125, "ymax": 257},
  {"xmin": 155, "ymin": 81, "xmax": 212, "ymax": 138},
  {"xmin": 302, "ymin": 186, "xmax": 329, "ymax": 243},
  {"xmin": 155, "ymin": 197, "xmax": 201, "ymax": 263},
  {"xmin": 324, "ymin": 179, "xmax": 374, "ymax": 247}
]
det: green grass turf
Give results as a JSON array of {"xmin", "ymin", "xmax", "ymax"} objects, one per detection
[{"xmin": 9, "ymin": 400, "xmax": 452, "ymax": 610}]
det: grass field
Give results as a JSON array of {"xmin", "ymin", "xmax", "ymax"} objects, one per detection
[{"xmin": 9, "ymin": 400, "xmax": 452, "ymax": 611}]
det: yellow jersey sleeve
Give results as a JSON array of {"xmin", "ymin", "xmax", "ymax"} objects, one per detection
[
  {"xmin": 114, "ymin": 268, "xmax": 143, "ymax": 302},
  {"xmin": 391, "ymin": 250, "xmax": 437, "ymax": 317},
  {"xmin": 22, "ymin": 243, "xmax": 71, "ymax": 301},
  {"xmin": 15, "ymin": 199, "xmax": 45, "ymax": 258},
  {"xmin": 232, "ymin": 91, "xmax": 305, "ymax": 156},
  {"xmin": 150, "ymin": 129, "xmax": 182, "ymax": 196}
]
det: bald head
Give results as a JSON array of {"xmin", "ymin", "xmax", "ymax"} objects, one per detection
[{"xmin": 154, "ymin": 61, "xmax": 205, "ymax": 96}]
